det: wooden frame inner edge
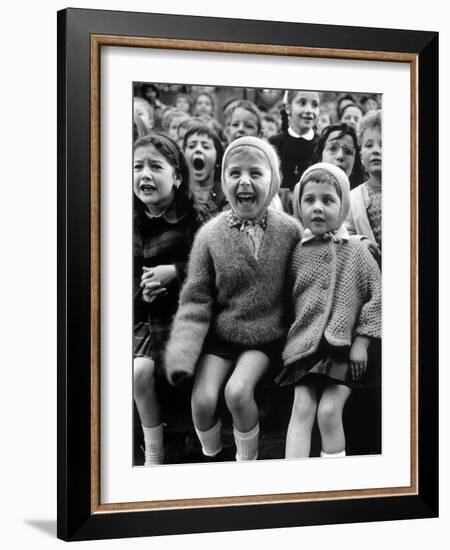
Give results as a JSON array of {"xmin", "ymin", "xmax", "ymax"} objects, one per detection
[{"xmin": 90, "ymin": 34, "xmax": 419, "ymax": 514}]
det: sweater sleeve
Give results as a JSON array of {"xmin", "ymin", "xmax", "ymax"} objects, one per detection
[
  {"xmin": 164, "ymin": 226, "xmax": 215, "ymax": 384},
  {"xmin": 355, "ymin": 248, "xmax": 382, "ymax": 339}
]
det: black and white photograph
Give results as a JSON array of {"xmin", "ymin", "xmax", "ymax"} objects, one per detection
[
  {"xmin": 132, "ymin": 82, "xmax": 383, "ymax": 467},
  {"xmin": 53, "ymin": 5, "xmax": 439, "ymax": 542}
]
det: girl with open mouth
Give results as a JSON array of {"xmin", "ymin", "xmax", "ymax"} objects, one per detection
[
  {"xmin": 133, "ymin": 133, "xmax": 204, "ymax": 466},
  {"xmin": 165, "ymin": 136, "xmax": 302, "ymax": 463},
  {"xmin": 183, "ymin": 123, "xmax": 226, "ymax": 213}
]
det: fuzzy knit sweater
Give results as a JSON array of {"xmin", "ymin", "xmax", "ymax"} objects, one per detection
[
  {"xmin": 165, "ymin": 209, "xmax": 302, "ymax": 383},
  {"xmin": 283, "ymin": 237, "xmax": 381, "ymax": 367}
]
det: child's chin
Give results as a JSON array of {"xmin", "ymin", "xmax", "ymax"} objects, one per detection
[{"xmin": 235, "ymin": 206, "xmax": 258, "ymax": 219}]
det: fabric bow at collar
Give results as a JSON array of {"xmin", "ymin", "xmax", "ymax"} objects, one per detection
[
  {"xmin": 226, "ymin": 211, "xmax": 268, "ymax": 231},
  {"xmin": 301, "ymin": 225, "xmax": 349, "ymax": 245}
]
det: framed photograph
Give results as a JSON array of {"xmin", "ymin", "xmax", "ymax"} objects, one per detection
[{"xmin": 57, "ymin": 8, "xmax": 438, "ymax": 541}]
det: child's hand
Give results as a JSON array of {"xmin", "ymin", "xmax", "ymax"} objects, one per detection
[
  {"xmin": 141, "ymin": 265, "xmax": 177, "ymax": 288},
  {"xmin": 360, "ymin": 237, "xmax": 381, "ymax": 263},
  {"xmin": 142, "ymin": 281, "xmax": 167, "ymax": 303},
  {"xmin": 349, "ymin": 336, "xmax": 370, "ymax": 381}
]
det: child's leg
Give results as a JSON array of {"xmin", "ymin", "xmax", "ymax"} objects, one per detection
[
  {"xmin": 133, "ymin": 357, "xmax": 164, "ymax": 465},
  {"xmin": 225, "ymin": 350, "xmax": 270, "ymax": 432},
  {"xmin": 317, "ymin": 383, "xmax": 352, "ymax": 455},
  {"xmin": 285, "ymin": 384, "xmax": 318, "ymax": 458},
  {"xmin": 224, "ymin": 350, "xmax": 271, "ymax": 460},
  {"xmin": 191, "ymin": 354, "xmax": 234, "ymax": 456}
]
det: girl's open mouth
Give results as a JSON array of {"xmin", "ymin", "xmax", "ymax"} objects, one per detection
[
  {"xmin": 140, "ymin": 183, "xmax": 156, "ymax": 192},
  {"xmin": 237, "ymin": 193, "xmax": 256, "ymax": 204},
  {"xmin": 193, "ymin": 157, "xmax": 205, "ymax": 171}
]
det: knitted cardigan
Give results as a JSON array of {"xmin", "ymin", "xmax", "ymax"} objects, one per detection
[
  {"xmin": 283, "ymin": 237, "xmax": 381, "ymax": 367},
  {"xmin": 165, "ymin": 209, "xmax": 302, "ymax": 383},
  {"xmin": 345, "ymin": 182, "xmax": 377, "ymax": 245}
]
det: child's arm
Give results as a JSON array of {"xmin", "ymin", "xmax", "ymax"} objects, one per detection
[
  {"xmin": 354, "ymin": 246, "xmax": 382, "ymax": 341},
  {"xmin": 349, "ymin": 335, "xmax": 370, "ymax": 381},
  {"xmin": 164, "ymin": 227, "xmax": 215, "ymax": 385}
]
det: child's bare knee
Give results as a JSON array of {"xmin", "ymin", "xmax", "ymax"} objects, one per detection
[
  {"xmin": 291, "ymin": 386, "xmax": 316, "ymax": 419},
  {"xmin": 133, "ymin": 357, "xmax": 156, "ymax": 397},
  {"xmin": 291, "ymin": 397, "xmax": 315, "ymax": 421},
  {"xmin": 191, "ymin": 388, "xmax": 218, "ymax": 418},
  {"xmin": 224, "ymin": 379, "xmax": 249, "ymax": 412},
  {"xmin": 317, "ymin": 399, "xmax": 340, "ymax": 432}
]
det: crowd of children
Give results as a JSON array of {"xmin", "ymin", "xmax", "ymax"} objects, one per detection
[{"xmin": 132, "ymin": 83, "xmax": 382, "ymax": 465}]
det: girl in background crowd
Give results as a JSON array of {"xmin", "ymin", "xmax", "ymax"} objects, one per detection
[
  {"xmin": 173, "ymin": 93, "xmax": 192, "ymax": 114},
  {"xmin": 133, "ymin": 97, "xmax": 154, "ymax": 139},
  {"xmin": 361, "ymin": 95, "xmax": 379, "ymax": 114},
  {"xmin": 269, "ymin": 90, "xmax": 320, "ymax": 191},
  {"xmin": 261, "ymin": 114, "xmax": 280, "ymax": 141},
  {"xmin": 225, "ymin": 99, "xmax": 262, "ymax": 143},
  {"xmin": 160, "ymin": 109, "xmax": 191, "ymax": 144},
  {"xmin": 340, "ymin": 103, "xmax": 364, "ymax": 137},
  {"xmin": 140, "ymin": 83, "xmax": 166, "ymax": 126},
  {"xmin": 346, "ymin": 110, "xmax": 382, "ymax": 255},
  {"xmin": 316, "ymin": 108, "xmax": 332, "ymax": 136},
  {"xmin": 183, "ymin": 123, "xmax": 226, "ymax": 214},
  {"xmin": 192, "ymin": 91, "xmax": 216, "ymax": 119},
  {"xmin": 310, "ymin": 123, "xmax": 365, "ymax": 190},
  {"xmin": 337, "ymin": 93, "xmax": 356, "ymax": 119}
]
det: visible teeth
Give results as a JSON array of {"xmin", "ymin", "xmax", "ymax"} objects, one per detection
[{"xmin": 237, "ymin": 194, "xmax": 255, "ymax": 203}]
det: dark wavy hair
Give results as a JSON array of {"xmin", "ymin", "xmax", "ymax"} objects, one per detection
[
  {"xmin": 133, "ymin": 133, "xmax": 192, "ymax": 216},
  {"xmin": 182, "ymin": 122, "xmax": 224, "ymax": 182},
  {"xmin": 311, "ymin": 123, "xmax": 364, "ymax": 189}
]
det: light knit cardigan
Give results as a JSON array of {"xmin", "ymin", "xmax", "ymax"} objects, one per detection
[
  {"xmin": 283, "ymin": 237, "xmax": 381, "ymax": 367},
  {"xmin": 345, "ymin": 182, "xmax": 377, "ymax": 244},
  {"xmin": 165, "ymin": 209, "xmax": 302, "ymax": 383}
]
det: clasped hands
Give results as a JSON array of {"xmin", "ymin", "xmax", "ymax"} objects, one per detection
[{"xmin": 140, "ymin": 265, "xmax": 177, "ymax": 303}]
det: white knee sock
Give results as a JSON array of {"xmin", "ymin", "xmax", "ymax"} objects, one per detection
[
  {"xmin": 195, "ymin": 419, "xmax": 223, "ymax": 457},
  {"xmin": 320, "ymin": 449, "xmax": 346, "ymax": 458},
  {"xmin": 233, "ymin": 423, "xmax": 259, "ymax": 461},
  {"xmin": 142, "ymin": 423, "xmax": 165, "ymax": 466}
]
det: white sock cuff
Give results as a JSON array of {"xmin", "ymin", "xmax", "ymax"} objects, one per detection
[
  {"xmin": 320, "ymin": 449, "xmax": 346, "ymax": 458},
  {"xmin": 195, "ymin": 419, "xmax": 223, "ymax": 457},
  {"xmin": 233, "ymin": 422, "xmax": 260, "ymax": 440},
  {"xmin": 142, "ymin": 423, "xmax": 164, "ymax": 443},
  {"xmin": 142, "ymin": 423, "xmax": 165, "ymax": 466}
]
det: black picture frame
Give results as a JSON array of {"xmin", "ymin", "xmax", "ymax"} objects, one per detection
[{"xmin": 57, "ymin": 7, "xmax": 439, "ymax": 541}]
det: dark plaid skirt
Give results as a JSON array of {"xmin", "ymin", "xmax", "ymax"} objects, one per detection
[
  {"xmin": 275, "ymin": 338, "xmax": 381, "ymax": 389},
  {"xmin": 133, "ymin": 319, "xmax": 171, "ymax": 373}
]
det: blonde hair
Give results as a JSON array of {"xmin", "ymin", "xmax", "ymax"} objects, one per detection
[
  {"xmin": 133, "ymin": 97, "xmax": 154, "ymax": 118},
  {"xmin": 359, "ymin": 109, "xmax": 382, "ymax": 142}
]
